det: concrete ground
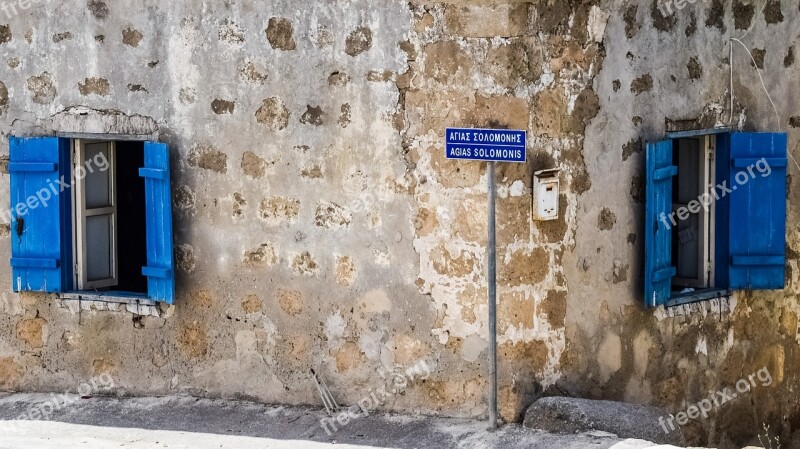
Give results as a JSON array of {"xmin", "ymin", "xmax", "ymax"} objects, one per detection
[{"xmin": 0, "ymin": 394, "xmax": 706, "ymax": 449}]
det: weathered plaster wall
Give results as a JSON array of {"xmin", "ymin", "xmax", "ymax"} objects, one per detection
[
  {"xmin": 0, "ymin": 1, "xmax": 798, "ymax": 447},
  {"xmin": 562, "ymin": 1, "xmax": 800, "ymax": 447}
]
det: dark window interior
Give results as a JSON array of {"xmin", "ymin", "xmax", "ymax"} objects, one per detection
[
  {"xmin": 114, "ymin": 141, "xmax": 148, "ymax": 294},
  {"xmin": 671, "ymin": 137, "xmax": 702, "ymax": 287}
]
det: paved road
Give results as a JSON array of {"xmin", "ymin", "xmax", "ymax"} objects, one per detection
[{"xmin": 0, "ymin": 394, "xmax": 700, "ymax": 448}]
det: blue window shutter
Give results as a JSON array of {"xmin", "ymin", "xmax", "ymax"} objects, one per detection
[
  {"xmin": 9, "ymin": 136, "xmax": 70, "ymax": 293},
  {"xmin": 645, "ymin": 140, "xmax": 677, "ymax": 307},
  {"xmin": 727, "ymin": 132, "xmax": 787, "ymax": 290},
  {"xmin": 139, "ymin": 142, "xmax": 175, "ymax": 303}
]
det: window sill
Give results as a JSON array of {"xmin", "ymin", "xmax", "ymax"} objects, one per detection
[
  {"xmin": 57, "ymin": 291, "xmax": 155, "ymax": 307},
  {"xmin": 664, "ymin": 288, "xmax": 732, "ymax": 308}
]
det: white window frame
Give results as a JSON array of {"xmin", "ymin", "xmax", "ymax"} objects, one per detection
[{"xmin": 72, "ymin": 139, "xmax": 118, "ymax": 290}]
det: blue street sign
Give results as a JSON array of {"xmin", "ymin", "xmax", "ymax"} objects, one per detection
[{"xmin": 445, "ymin": 128, "xmax": 527, "ymax": 163}]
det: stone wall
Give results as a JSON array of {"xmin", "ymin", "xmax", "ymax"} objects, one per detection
[{"xmin": 0, "ymin": 1, "xmax": 798, "ymax": 447}]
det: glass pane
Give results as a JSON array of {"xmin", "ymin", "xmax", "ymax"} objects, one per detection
[
  {"xmin": 675, "ymin": 138, "xmax": 700, "ymax": 204},
  {"xmin": 86, "ymin": 214, "xmax": 112, "ymax": 281},
  {"xmin": 84, "ymin": 142, "xmax": 111, "ymax": 209},
  {"xmin": 674, "ymin": 212, "xmax": 700, "ymax": 280}
]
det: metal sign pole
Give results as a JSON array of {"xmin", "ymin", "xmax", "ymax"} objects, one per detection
[
  {"xmin": 444, "ymin": 127, "xmax": 526, "ymax": 430},
  {"xmin": 487, "ymin": 161, "xmax": 498, "ymax": 429}
]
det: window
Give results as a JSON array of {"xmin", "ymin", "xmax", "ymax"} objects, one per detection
[
  {"xmin": 645, "ymin": 130, "xmax": 787, "ymax": 308},
  {"xmin": 8, "ymin": 136, "xmax": 175, "ymax": 304}
]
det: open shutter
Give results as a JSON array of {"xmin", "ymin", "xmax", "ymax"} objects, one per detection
[
  {"xmin": 9, "ymin": 137, "xmax": 70, "ymax": 293},
  {"xmin": 139, "ymin": 142, "xmax": 175, "ymax": 303},
  {"xmin": 727, "ymin": 132, "xmax": 787, "ymax": 290},
  {"xmin": 645, "ymin": 140, "xmax": 677, "ymax": 307}
]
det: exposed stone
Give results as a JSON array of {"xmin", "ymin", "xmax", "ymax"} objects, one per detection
[
  {"xmin": 211, "ymin": 99, "xmax": 235, "ymax": 115},
  {"xmin": 706, "ymin": 0, "xmax": 726, "ymax": 30},
  {"xmin": 301, "ymin": 165, "xmax": 322, "ymax": 179},
  {"xmin": 87, "ymin": 0, "xmax": 108, "ymax": 19},
  {"xmin": 598, "ymin": 208, "xmax": 616, "ymax": 231},
  {"xmin": 345, "ymin": 27, "xmax": 372, "ymax": 57},
  {"xmin": 612, "ymin": 259, "xmax": 628, "ymax": 284},
  {"xmin": 733, "ymin": 0, "xmax": 755, "ymax": 30},
  {"xmin": 687, "ymin": 57, "xmax": 703, "ymax": 80},
  {"xmin": 178, "ymin": 323, "xmax": 208, "ymax": 358},
  {"xmin": 92, "ymin": 358, "xmax": 116, "ymax": 375},
  {"xmin": 651, "ymin": 0, "xmax": 677, "ymax": 32},
  {"xmin": 219, "ymin": 18, "xmax": 245, "ymax": 45},
  {"xmin": 623, "ymin": 5, "xmax": 639, "ymax": 39},
  {"xmin": 266, "ymin": 17, "xmax": 296, "ymax": 51},
  {"xmin": 179, "ymin": 87, "xmax": 196, "ymax": 104},
  {"xmin": 685, "ymin": 11, "xmax": 697, "ymax": 36},
  {"xmin": 498, "ymin": 291, "xmax": 534, "ymax": 331},
  {"xmin": 122, "ymin": 27, "xmax": 143, "ymax": 47},
  {"xmin": 432, "ymin": 245, "xmax": 477, "ymax": 278},
  {"xmin": 242, "ymin": 295, "xmax": 263, "ymax": 313},
  {"xmin": 622, "ymin": 137, "xmax": 643, "ymax": 161},
  {"xmin": 751, "ymin": 48, "xmax": 766, "ymax": 69},
  {"xmin": 541, "ymin": 290, "xmax": 567, "ymax": 327},
  {"xmin": 0, "ymin": 81, "xmax": 7, "ymax": 111},
  {"xmin": 27, "ymin": 72, "xmax": 56, "ymax": 104},
  {"xmin": 255, "ymin": 97, "xmax": 289, "ymax": 131},
  {"xmin": 52, "ymin": 31, "xmax": 72, "ymax": 42},
  {"xmin": 630, "ymin": 74, "xmax": 653, "ymax": 94},
  {"xmin": 174, "ymin": 244, "xmax": 196, "ymax": 273},
  {"xmin": 0, "ymin": 357, "xmax": 21, "ymax": 389},
  {"xmin": 335, "ymin": 341, "xmax": 363, "ymax": 372},
  {"xmin": 16, "ymin": 317, "xmax": 46, "ymax": 348},
  {"xmin": 532, "ymin": 87, "xmax": 567, "ymax": 137},
  {"xmin": 300, "ymin": 105, "xmax": 324, "ymax": 126},
  {"xmin": 444, "ymin": 3, "xmax": 528, "ymax": 38},
  {"xmin": 173, "ymin": 185, "xmax": 195, "ymax": 211},
  {"xmin": 241, "ymin": 151, "xmax": 267, "ymax": 178},
  {"xmin": 315, "ymin": 201, "xmax": 351, "ymax": 228},
  {"xmin": 524, "ymin": 397, "xmax": 684, "ymax": 446},
  {"xmin": 630, "ymin": 175, "xmax": 645, "ymax": 203},
  {"xmin": 0, "ymin": 25, "xmax": 10, "ymax": 44},
  {"xmin": 240, "ymin": 62, "xmax": 267, "ymax": 83},
  {"xmin": 328, "ymin": 72, "xmax": 350, "ymax": 86},
  {"xmin": 187, "ymin": 144, "xmax": 227, "ymax": 173},
  {"xmin": 785, "ymin": 46, "xmax": 795, "ymax": 68},
  {"xmin": 485, "ymin": 38, "xmax": 543, "ymax": 88},
  {"xmin": 338, "ymin": 103, "xmax": 351, "ymax": 128},
  {"xmin": 259, "ymin": 197, "xmax": 300, "ymax": 223},
  {"xmin": 278, "ymin": 289, "xmax": 303, "ymax": 316},
  {"xmin": 244, "ymin": 243, "xmax": 277, "ymax": 267},
  {"xmin": 334, "ymin": 256, "xmax": 356, "ymax": 287},
  {"xmin": 78, "ymin": 77, "xmax": 110, "ymax": 96},
  {"xmin": 128, "ymin": 83, "xmax": 147, "ymax": 92},
  {"xmin": 500, "ymin": 247, "xmax": 549, "ymax": 287},
  {"xmin": 423, "ymin": 41, "xmax": 472, "ymax": 84},
  {"xmin": 764, "ymin": 0, "xmax": 784, "ymax": 24},
  {"xmin": 232, "ymin": 192, "xmax": 246, "ymax": 218},
  {"xmin": 292, "ymin": 251, "xmax": 318, "ymax": 276},
  {"xmin": 367, "ymin": 70, "xmax": 393, "ymax": 82},
  {"xmin": 413, "ymin": 207, "xmax": 438, "ymax": 237}
]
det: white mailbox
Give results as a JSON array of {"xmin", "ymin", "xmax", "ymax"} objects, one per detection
[{"xmin": 533, "ymin": 168, "xmax": 560, "ymax": 221}]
